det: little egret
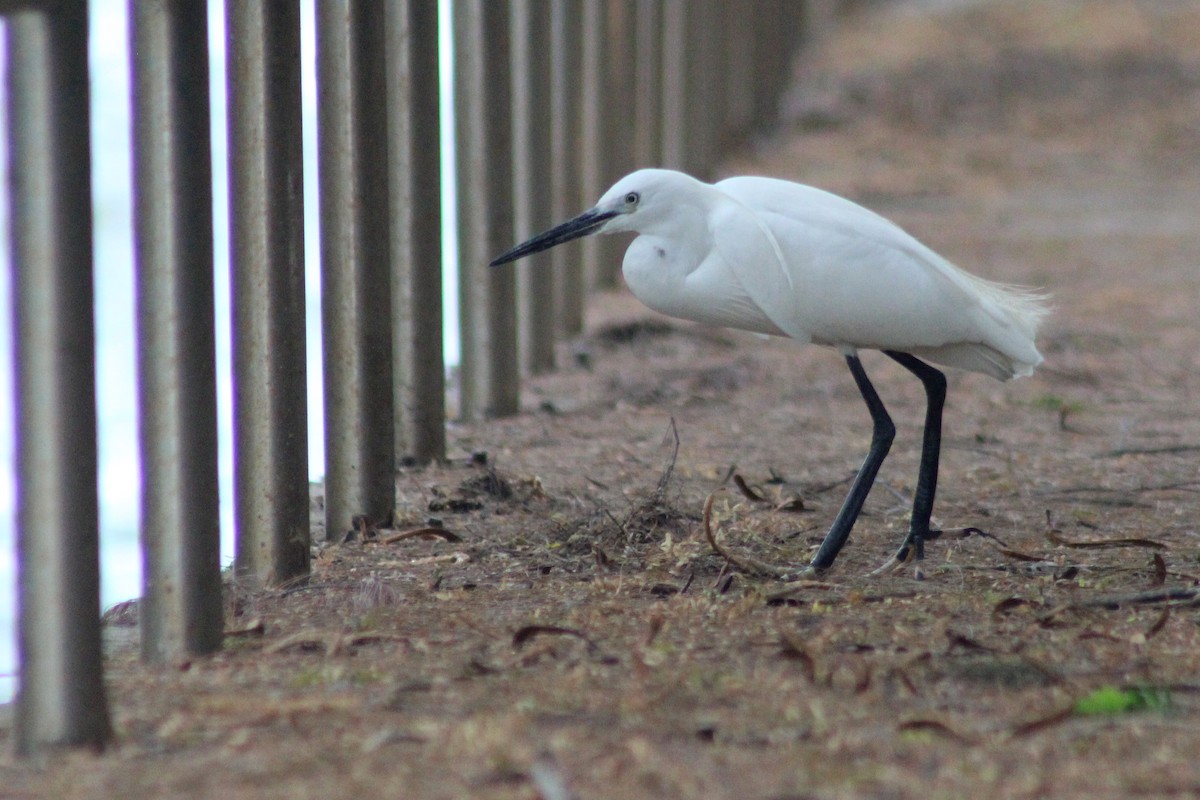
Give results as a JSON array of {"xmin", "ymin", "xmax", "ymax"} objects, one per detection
[{"xmin": 492, "ymin": 169, "xmax": 1048, "ymax": 572}]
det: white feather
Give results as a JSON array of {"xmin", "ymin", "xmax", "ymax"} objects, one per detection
[{"xmin": 602, "ymin": 169, "xmax": 1047, "ymax": 380}]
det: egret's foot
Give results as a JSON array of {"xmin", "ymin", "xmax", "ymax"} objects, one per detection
[
  {"xmin": 867, "ymin": 553, "xmax": 904, "ymax": 576},
  {"xmin": 868, "ymin": 528, "xmax": 941, "ymax": 577}
]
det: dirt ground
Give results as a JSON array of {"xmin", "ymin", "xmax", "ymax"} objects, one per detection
[{"xmin": 5, "ymin": 0, "xmax": 1200, "ymax": 797}]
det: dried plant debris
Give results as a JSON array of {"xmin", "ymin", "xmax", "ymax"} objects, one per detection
[
  {"xmin": 427, "ymin": 466, "xmax": 548, "ymax": 514},
  {"xmin": 1151, "ymin": 552, "xmax": 1168, "ymax": 585},
  {"xmin": 1044, "ymin": 587, "xmax": 1198, "ymax": 614},
  {"xmin": 551, "ymin": 418, "xmax": 697, "ymax": 564},
  {"xmin": 462, "ymin": 467, "xmax": 514, "ymax": 500},
  {"xmin": 703, "ymin": 491, "xmax": 792, "ymax": 579},
  {"xmin": 511, "ymin": 625, "xmax": 598, "ymax": 655},
  {"xmin": 732, "ymin": 472, "xmax": 806, "ymax": 512},
  {"xmin": 264, "ymin": 629, "xmax": 409, "ymax": 657},
  {"xmin": 378, "ymin": 527, "xmax": 463, "ymax": 545},
  {"xmin": 733, "ymin": 473, "xmax": 769, "ymax": 503},
  {"xmin": 342, "ymin": 514, "xmax": 381, "ymax": 543},
  {"xmin": 352, "ymin": 573, "xmax": 399, "ymax": 613},
  {"xmin": 896, "ymin": 718, "xmax": 977, "ymax": 744},
  {"xmin": 590, "ymin": 318, "xmax": 675, "ymax": 348},
  {"xmin": 778, "ymin": 629, "xmax": 817, "ymax": 682},
  {"xmin": 1045, "ymin": 528, "xmax": 1166, "ymax": 551},
  {"xmin": 224, "ymin": 618, "xmax": 265, "ymax": 638}
]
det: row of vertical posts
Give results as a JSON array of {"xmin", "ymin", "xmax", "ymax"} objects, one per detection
[
  {"xmin": 6, "ymin": 0, "xmax": 824, "ymax": 756},
  {"xmin": 456, "ymin": 0, "xmax": 808, "ymax": 413}
]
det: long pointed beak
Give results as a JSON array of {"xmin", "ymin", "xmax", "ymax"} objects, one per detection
[{"xmin": 490, "ymin": 207, "xmax": 617, "ymax": 266}]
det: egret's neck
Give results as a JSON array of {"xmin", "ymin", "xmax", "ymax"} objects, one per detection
[
  {"xmin": 621, "ymin": 229, "xmax": 710, "ymax": 319},
  {"xmin": 618, "ymin": 189, "xmax": 711, "ymax": 286}
]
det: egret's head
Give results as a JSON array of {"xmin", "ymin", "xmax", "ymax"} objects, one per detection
[{"xmin": 490, "ymin": 169, "xmax": 695, "ymax": 266}]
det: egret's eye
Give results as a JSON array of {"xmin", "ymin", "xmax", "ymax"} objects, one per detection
[{"xmin": 624, "ymin": 191, "xmax": 640, "ymax": 206}]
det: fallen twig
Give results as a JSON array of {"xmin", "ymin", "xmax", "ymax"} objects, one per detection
[
  {"xmin": 657, "ymin": 417, "xmax": 681, "ymax": 496},
  {"xmin": 773, "ymin": 496, "xmax": 806, "ymax": 512},
  {"xmin": 897, "ymin": 718, "xmax": 977, "ymax": 744},
  {"xmin": 763, "ymin": 581, "xmax": 849, "ymax": 604},
  {"xmin": 265, "ymin": 629, "xmax": 409, "ymax": 657},
  {"xmin": 1011, "ymin": 706, "xmax": 1074, "ymax": 738},
  {"xmin": 1046, "ymin": 528, "xmax": 1165, "ymax": 551},
  {"xmin": 224, "ymin": 618, "xmax": 265, "ymax": 638},
  {"xmin": 1042, "ymin": 587, "xmax": 1198, "ymax": 619},
  {"xmin": 731, "ymin": 473, "xmax": 804, "ymax": 511},
  {"xmin": 732, "ymin": 474, "xmax": 768, "ymax": 503},
  {"xmin": 1101, "ymin": 444, "xmax": 1200, "ymax": 458},
  {"xmin": 702, "ymin": 491, "xmax": 799, "ymax": 579},
  {"xmin": 512, "ymin": 625, "xmax": 598, "ymax": 654},
  {"xmin": 378, "ymin": 526, "xmax": 463, "ymax": 545},
  {"xmin": 411, "ymin": 551, "xmax": 470, "ymax": 566}
]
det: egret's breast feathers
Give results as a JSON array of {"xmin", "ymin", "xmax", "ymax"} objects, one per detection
[{"xmin": 622, "ymin": 235, "xmax": 787, "ymax": 336}]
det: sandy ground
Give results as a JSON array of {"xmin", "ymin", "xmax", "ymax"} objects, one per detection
[{"xmin": 4, "ymin": 1, "xmax": 1200, "ymax": 797}]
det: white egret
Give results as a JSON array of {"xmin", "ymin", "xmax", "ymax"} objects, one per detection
[{"xmin": 492, "ymin": 169, "xmax": 1048, "ymax": 572}]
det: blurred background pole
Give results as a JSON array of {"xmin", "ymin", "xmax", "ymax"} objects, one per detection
[
  {"xmin": 591, "ymin": 0, "xmax": 636, "ymax": 289},
  {"xmin": 317, "ymin": 0, "xmax": 395, "ymax": 538},
  {"xmin": 510, "ymin": 0, "xmax": 556, "ymax": 374},
  {"xmin": 659, "ymin": 0, "xmax": 685, "ymax": 171},
  {"xmin": 753, "ymin": 0, "xmax": 802, "ymax": 129},
  {"xmin": 226, "ymin": 0, "xmax": 311, "ymax": 586},
  {"xmin": 8, "ymin": 1, "xmax": 112, "ymax": 755},
  {"xmin": 130, "ymin": 0, "xmax": 225, "ymax": 664},
  {"xmin": 454, "ymin": 0, "xmax": 518, "ymax": 418},
  {"xmin": 721, "ymin": 0, "xmax": 755, "ymax": 145},
  {"xmin": 549, "ymin": 0, "xmax": 583, "ymax": 337},
  {"xmin": 689, "ymin": 0, "xmax": 719, "ymax": 176},
  {"xmin": 633, "ymin": 0, "xmax": 661, "ymax": 168},
  {"xmin": 578, "ymin": 0, "xmax": 605, "ymax": 291},
  {"xmin": 387, "ymin": 0, "xmax": 446, "ymax": 461}
]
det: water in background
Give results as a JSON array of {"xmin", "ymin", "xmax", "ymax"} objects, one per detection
[{"xmin": 0, "ymin": 0, "xmax": 460, "ymax": 703}]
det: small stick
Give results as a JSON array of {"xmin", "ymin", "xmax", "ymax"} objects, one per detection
[
  {"xmin": 702, "ymin": 491, "xmax": 828, "ymax": 583},
  {"xmin": 379, "ymin": 526, "xmax": 463, "ymax": 545}
]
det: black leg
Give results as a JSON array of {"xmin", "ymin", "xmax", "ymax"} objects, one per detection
[
  {"xmin": 808, "ymin": 354, "xmax": 895, "ymax": 571},
  {"xmin": 883, "ymin": 351, "xmax": 947, "ymax": 564}
]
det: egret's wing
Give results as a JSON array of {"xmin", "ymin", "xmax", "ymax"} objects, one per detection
[
  {"xmin": 703, "ymin": 191, "xmax": 811, "ymax": 343},
  {"xmin": 714, "ymin": 177, "xmax": 1045, "ymax": 377}
]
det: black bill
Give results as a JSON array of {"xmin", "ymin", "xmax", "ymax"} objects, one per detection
[{"xmin": 490, "ymin": 207, "xmax": 618, "ymax": 266}]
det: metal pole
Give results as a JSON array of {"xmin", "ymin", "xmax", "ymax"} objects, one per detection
[
  {"xmin": 592, "ymin": 0, "xmax": 636, "ymax": 289},
  {"xmin": 687, "ymin": 0, "xmax": 717, "ymax": 178},
  {"xmin": 633, "ymin": 0, "xmax": 661, "ymax": 168},
  {"xmin": 130, "ymin": 0, "xmax": 224, "ymax": 664},
  {"xmin": 454, "ymin": 0, "xmax": 518, "ymax": 418},
  {"xmin": 510, "ymin": 0, "xmax": 556, "ymax": 374},
  {"xmin": 659, "ymin": 0, "xmax": 685, "ymax": 171},
  {"xmin": 8, "ymin": 1, "xmax": 112, "ymax": 755},
  {"xmin": 578, "ymin": 0, "xmax": 604, "ymax": 290},
  {"xmin": 387, "ymin": 0, "xmax": 446, "ymax": 462},
  {"xmin": 549, "ymin": 0, "xmax": 583, "ymax": 337},
  {"xmin": 316, "ymin": 0, "xmax": 395, "ymax": 538},
  {"xmin": 453, "ymin": 0, "xmax": 482, "ymax": 417},
  {"xmin": 721, "ymin": 0, "xmax": 755, "ymax": 144},
  {"xmin": 753, "ymin": 0, "xmax": 798, "ymax": 129},
  {"xmin": 226, "ymin": 0, "xmax": 311, "ymax": 586}
]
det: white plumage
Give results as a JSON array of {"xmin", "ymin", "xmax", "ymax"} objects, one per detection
[
  {"xmin": 604, "ymin": 169, "xmax": 1047, "ymax": 379},
  {"xmin": 493, "ymin": 168, "xmax": 1049, "ymax": 573}
]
